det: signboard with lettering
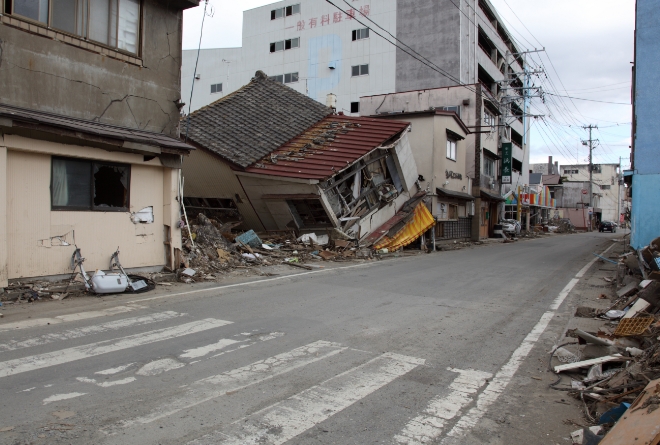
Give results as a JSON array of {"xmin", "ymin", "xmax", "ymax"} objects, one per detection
[
  {"xmin": 501, "ymin": 143, "xmax": 512, "ymax": 184},
  {"xmin": 296, "ymin": 5, "xmax": 370, "ymax": 31}
]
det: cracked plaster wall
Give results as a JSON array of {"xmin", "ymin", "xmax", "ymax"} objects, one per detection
[{"xmin": 0, "ymin": 0, "xmax": 185, "ymax": 137}]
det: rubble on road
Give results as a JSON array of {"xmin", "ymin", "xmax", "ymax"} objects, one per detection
[
  {"xmin": 177, "ymin": 213, "xmax": 370, "ymax": 284},
  {"xmin": 551, "ymin": 235, "xmax": 660, "ymax": 443}
]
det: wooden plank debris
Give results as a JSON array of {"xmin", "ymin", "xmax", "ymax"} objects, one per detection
[{"xmin": 554, "ymin": 354, "xmax": 628, "ymax": 373}]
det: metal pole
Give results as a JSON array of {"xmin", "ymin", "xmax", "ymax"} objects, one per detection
[
  {"xmin": 617, "ymin": 156, "xmax": 622, "ymax": 226},
  {"xmin": 588, "ymin": 125, "xmax": 593, "ymax": 208}
]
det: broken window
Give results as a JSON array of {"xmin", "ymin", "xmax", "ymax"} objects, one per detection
[
  {"xmin": 350, "ymin": 102, "xmax": 360, "ymax": 114},
  {"xmin": 287, "ymin": 200, "xmax": 332, "ymax": 228},
  {"xmin": 51, "ymin": 157, "xmax": 130, "ymax": 211},
  {"xmin": 9, "ymin": 0, "xmax": 140, "ymax": 54}
]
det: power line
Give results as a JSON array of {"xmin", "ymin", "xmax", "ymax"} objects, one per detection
[{"xmin": 545, "ymin": 92, "xmax": 632, "ymax": 105}]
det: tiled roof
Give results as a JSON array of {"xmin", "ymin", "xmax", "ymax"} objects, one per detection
[
  {"xmin": 0, "ymin": 103, "xmax": 194, "ymax": 154},
  {"xmin": 244, "ymin": 115, "xmax": 410, "ymax": 180},
  {"xmin": 183, "ymin": 71, "xmax": 333, "ymax": 168}
]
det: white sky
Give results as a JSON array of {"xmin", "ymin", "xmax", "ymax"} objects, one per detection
[{"xmin": 182, "ymin": 0, "xmax": 636, "ymax": 169}]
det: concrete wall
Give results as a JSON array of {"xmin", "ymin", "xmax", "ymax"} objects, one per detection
[
  {"xmin": 394, "ymin": 0, "xmax": 460, "ymax": 92},
  {"xmin": 1, "ymin": 134, "xmax": 182, "ymax": 282},
  {"xmin": 560, "ymin": 164, "xmax": 622, "ymax": 222},
  {"xmin": 0, "ymin": 0, "xmax": 188, "ymax": 137},
  {"xmin": 631, "ymin": 0, "xmax": 660, "ymax": 248},
  {"xmin": 181, "ymin": 149, "xmax": 264, "ymax": 231}
]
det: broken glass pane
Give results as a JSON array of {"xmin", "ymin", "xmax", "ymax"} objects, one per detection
[{"xmin": 93, "ymin": 163, "xmax": 129, "ymax": 209}]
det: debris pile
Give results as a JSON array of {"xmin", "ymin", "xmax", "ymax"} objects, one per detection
[
  {"xmin": 0, "ymin": 280, "xmax": 80, "ymax": 303},
  {"xmin": 551, "ymin": 236, "xmax": 660, "ymax": 444},
  {"xmin": 178, "ymin": 214, "xmax": 367, "ymax": 283}
]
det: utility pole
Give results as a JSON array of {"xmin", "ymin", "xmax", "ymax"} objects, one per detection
[
  {"xmin": 582, "ymin": 125, "xmax": 598, "ymax": 208},
  {"xmin": 617, "ymin": 156, "xmax": 622, "ymax": 225}
]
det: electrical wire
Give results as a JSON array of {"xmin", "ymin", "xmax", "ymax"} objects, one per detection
[{"xmin": 184, "ymin": 0, "xmax": 210, "ymax": 142}]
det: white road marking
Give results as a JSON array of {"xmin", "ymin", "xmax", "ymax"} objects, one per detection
[
  {"xmin": 393, "ymin": 368, "xmax": 492, "ymax": 444},
  {"xmin": 440, "ymin": 244, "xmax": 617, "ymax": 443},
  {"xmin": 180, "ymin": 339, "xmax": 241, "ymax": 359},
  {"xmin": 136, "ymin": 358, "xmax": 185, "ymax": 376},
  {"xmin": 0, "ymin": 305, "xmax": 146, "ymax": 332},
  {"xmin": 114, "ymin": 341, "xmax": 347, "ymax": 430},
  {"xmin": 43, "ymin": 392, "xmax": 86, "ymax": 405},
  {"xmin": 0, "ymin": 318, "xmax": 232, "ymax": 379},
  {"xmin": 96, "ymin": 363, "xmax": 135, "ymax": 375},
  {"xmin": 128, "ymin": 262, "xmax": 377, "ymax": 304},
  {"xmin": 0, "ymin": 312, "xmax": 184, "ymax": 352},
  {"xmin": 77, "ymin": 377, "xmax": 137, "ymax": 387},
  {"xmin": 20, "ymin": 387, "xmax": 36, "ymax": 392},
  {"xmin": 187, "ymin": 352, "xmax": 425, "ymax": 445}
]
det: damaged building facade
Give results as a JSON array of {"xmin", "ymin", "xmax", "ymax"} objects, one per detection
[
  {"xmin": 369, "ymin": 110, "xmax": 474, "ymax": 242},
  {"xmin": 182, "ymin": 71, "xmax": 425, "ymax": 246},
  {"xmin": 0, "ymin": 0, "xmax": 198, "ymax": 287},
  {"xmin": 360, "ymin": 83, "xmax": 529, "ymax": 239}
]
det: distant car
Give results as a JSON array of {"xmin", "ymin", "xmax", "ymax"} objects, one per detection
[
  {"xmin": 500, "ymin": 219, "xmax": 521, "ymax": 235},
  {"xmin": 599, "ymin": 221, "xmax": 617, "ymax": 233}
]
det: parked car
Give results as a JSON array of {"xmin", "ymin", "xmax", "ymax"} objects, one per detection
[
  {"xmin": 500, "ymin": 219, "xmax": 521, "ymax": 235},
  {"xmin": 599, "ymin": 221, "xmax": 617, "ymax": 233}
]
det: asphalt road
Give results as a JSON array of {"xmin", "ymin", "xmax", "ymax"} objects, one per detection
[{"xmin": 0, "ymin": 232, "xmax": 617, "ymax": 444}]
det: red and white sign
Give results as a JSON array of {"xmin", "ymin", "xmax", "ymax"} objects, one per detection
[{"xmin": 581, "ymin": 189, "xmax": 588, "ymax": 195}]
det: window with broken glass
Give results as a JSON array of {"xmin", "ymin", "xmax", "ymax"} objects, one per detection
[
  {"xmin": 5, "ymin": 0, "xmax": 141, "ymax": 55},
  {"xmin": 321, "ymin": 148, "xmax": 403, "ymax": 235},
  {"xmin": 51, "ymin": 157, "xmax": 130, "ymax": 211}
]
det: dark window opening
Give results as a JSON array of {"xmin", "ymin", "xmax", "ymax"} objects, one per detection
[
  {"xmin": 211, "ymin": 83, "xmax": 222, "ymax": 94},
  {"xmin": 478, "ymin": 27, "xmax": 497, "ymax": 62},
  {"xmin": 510, "ymin": 102, "xmax": 524, "ymax": 123},
  {"xmin": 350, "ymin": 102, "xmax": 359, "ymax": 113},
  {"xmin": 52, "ymin": 157, "xmax": 130, "ymax": 211},
  {"xmin": 287, "ymin": 199, "xmax": 332, "ymax": 228},
  {"xmin": 512, "ymin": 157, "xmax": 523, "ymax": 173},
  {"xmin": 511, "ymin": 128, "xmax": 523, "ymax": 147},
  {"xmin": 478, "ymin": 65, "xmax": 496, "ymax": 94}
]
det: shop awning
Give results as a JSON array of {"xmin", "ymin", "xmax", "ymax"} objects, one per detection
[
  {"xmin": 480, "ymin": 190, "xmax": 505, "ymax": 202},
  {"xmin": 436, "ymin": 188, "xmax": 475, "ymax": 201},
  {"xmin": 374, "ymin": 202, "xmax": 435, "ymax": 251}
]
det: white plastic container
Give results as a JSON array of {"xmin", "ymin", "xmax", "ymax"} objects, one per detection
[{"xmin": 90, "ymin": 270, "xmax": 128, "ymax": 294}]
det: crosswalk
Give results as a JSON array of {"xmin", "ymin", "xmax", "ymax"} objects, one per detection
[{"xmin": 0, "ymin": 304, "xmax": 498, "ymax": 444}]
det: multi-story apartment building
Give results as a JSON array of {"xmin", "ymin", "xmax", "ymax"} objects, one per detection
[
  {"xmin": 0, "ymin": 0, "xmax": 198, "ymax": 286},
  {"xmin": 182, "ymin": 0, "xmax": 532, "ymax": 116},
  {"xmin": 560, "ymin": 164, "xmax": 623, "ymax": 223},
  {"xmin": 630, "ymin": 0, "xmax": 660, "ymax": 248}
]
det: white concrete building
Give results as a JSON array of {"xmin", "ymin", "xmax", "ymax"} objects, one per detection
[
  {"xmin": 182, "ymin": 0, "xmax": 531, "ymax": 116},
  {"xmin": 560, "ymin": 163, "xmax": 624, "ymax": 223}
]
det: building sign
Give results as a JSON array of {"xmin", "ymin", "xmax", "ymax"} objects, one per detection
[
  {"xmin": 445, "ymin": 170, "xmax": 463, "ymax": 180},
  {"xmin": 296, "ymin": 5, "xmax": 370, "ymax": 31},
  {"xmin": 501, "ymin": 142, "xmax": 512, "ymax": 184}
]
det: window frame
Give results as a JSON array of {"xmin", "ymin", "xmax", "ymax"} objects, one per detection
[
  {"xmin": 351, "ymin": 64, "xmax": 369, "ymax": 77},
  {"xmin": 350, "ymin": 102, "xmax": 360, "ymax": 114},
  {"xmin": 51, "ymin": 156, "xmax": 131, "ymax": 212},
  {"xmin": 270, "ymin": 38, "xmax": 299, "ymax": 53},
  {"xmin": 210, "ymin": 83, "xmax": 223, "ymax": 94},
  {"xmin": 446, "ymin": 138, "xmax": 457, "ymax": 161},
  {"xmin": 352, "ymin": 28, "xmax": 369, "ymax": 41},
  {"xmin": 484, "ymin": 157, "xmax": 495, "ymax": 177},
  {"xmin": 5, "ymin": 0, "xmax": 143, "ymax": 57}
]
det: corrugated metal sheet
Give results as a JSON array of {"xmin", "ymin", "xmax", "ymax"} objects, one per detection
[
  {"xmin": 374, "ymin": 202, "xmax": 435, "ymax": 250},
  {"xmin": 244, "ymin": 115, "xmax": 410, "ymax": 180}
]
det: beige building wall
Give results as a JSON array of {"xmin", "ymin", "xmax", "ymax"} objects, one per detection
[
  {"xmin": 0, "ymin": 145, "xmax": 7, "ymax": 287},
  {"xmin": 2, "ymin": 134, "xmax": 182, "ymax": 280},
  {"xmin": 182, "ymin": 149, "xmax": 265, "ymax": 231}
]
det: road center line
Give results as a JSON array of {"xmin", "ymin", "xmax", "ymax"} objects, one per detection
[
  {"xmin": 440, "ymin": 243, "xmax": 616, "ymax": 443},
  {"xmin": 0, "ymin": 318, "xmax": 232, "ymax": 379}
]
